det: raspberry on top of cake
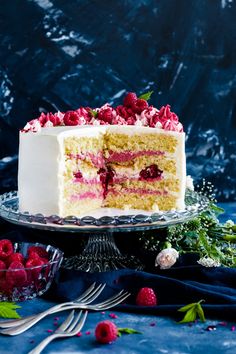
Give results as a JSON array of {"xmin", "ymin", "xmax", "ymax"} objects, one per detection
[
  {"xmin": 21, "ymin": 91, "xmax": 183, "ymax": 133},
  {"xmin": 18, "ymin": 91, "xmax": 186, "ymax": 217}
]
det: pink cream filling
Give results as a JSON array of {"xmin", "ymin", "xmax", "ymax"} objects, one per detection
[
  {"xmin": 70, "ymin": 191, "xmax": 103, "ymax": 201},
  {"xmin": 113, "ymin": 176, "xmax": 163, "ymax": 184},
  {"xmin": 67, "ymin": 152, "xmax": 105, "ymax": 168},
  {"xmin": 107, "ymin": 188, "xmax": 168, "ymax": 196},
  {"xmin": 73, "ymin": 177, "xmax": 101, "ymax": 185},
  {"xmin": 106, "ymin": 150, "xmax": 165, "ymax": 163}
]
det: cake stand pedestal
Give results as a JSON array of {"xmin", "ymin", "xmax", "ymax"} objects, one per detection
[{"xmin": 0, "ymin": 190, "xmax": 209, "ymax": 272}]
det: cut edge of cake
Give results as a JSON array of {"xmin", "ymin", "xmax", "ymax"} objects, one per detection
[{"xmin": 18, "ymin": 125, "xmax": 186, "ymax": 217}]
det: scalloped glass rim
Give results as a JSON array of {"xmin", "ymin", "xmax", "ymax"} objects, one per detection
[{"xmin": 0, "ymin": 190, "xmax": 209, "ymax": 232}]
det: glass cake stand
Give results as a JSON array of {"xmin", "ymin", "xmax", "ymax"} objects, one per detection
[{"xmin": 0, "ymin": 190, "xmax": 209, "ymax": 272}]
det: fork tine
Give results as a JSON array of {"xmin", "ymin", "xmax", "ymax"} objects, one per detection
[
  {"xmin": 95, "ymin": 290, "xmax": 125, "ymax": 306},
  {"xmin": 66, "ymin": 311, "xmax": 83, "ymax": 333},
  {"xmin": 97, "ymin": 292, "xmax": 130, "ymax": 309},
  {"xmin": 74, "ymin": 282, "xmax": 97, "ymax": 302},
  {"xmin": 72, "ymin": 311, "xmax": 88, "ymax": 334},
  {"xmin": 56, "ymin": 310, "xmax": 75, "ymax": 332},
  {"xmin": 79, "ymin": 283, "xmax": 106, "ymax": 304}
]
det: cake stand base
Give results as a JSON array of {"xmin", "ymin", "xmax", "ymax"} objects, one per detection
[{"xmin": 62, "ymin": 233, "xmax": 144, "ymax": 272}]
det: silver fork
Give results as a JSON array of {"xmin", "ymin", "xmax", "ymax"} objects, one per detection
[
  {"xmin": 28, "ymin": 310, "xmax": 88, "ymax": 354},
  {"xmin": 0, "ymin": 282, "xmax": 104, "ymax": 329},
  {"xmin": 0, "ymin": 290, "xmax": 130, "ymax": 336}
]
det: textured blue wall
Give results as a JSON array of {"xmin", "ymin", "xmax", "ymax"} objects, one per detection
[{"xmin": 0, "ymin": 0, "xmax": 236, "ymax": 201}]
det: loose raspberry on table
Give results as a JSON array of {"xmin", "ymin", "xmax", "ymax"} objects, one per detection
[
  {"xmin": 132, "ymin": 98, "xmax": 149, "ymax": 114},
  {"xmin": 136, "ymin": 287, "xmax": 157, "ymax": 306},
  {"xmin": 6, "ymin": 252, "xmax": 24, "ymax": 267},
  {"xmin": 6, "ymin": 261, "xmax": 27, "ymax": 287},
  {"xmin": 63, "ymin": 111, "xmax": 80, "ymax": 126},
  {"xmin": 123, "ymin": 92, "xmax": 137, "ymax": 108},
  {"xmin": 95, "ymin": 320, "xmax": 118, "ymax": 344},
  {"xmin": 28, "ymin": 246, "xmax": 49, "ymax": 260},
  {"xmin": 0, "ymin": 239, "xmax": 14, "ymax": 260}
]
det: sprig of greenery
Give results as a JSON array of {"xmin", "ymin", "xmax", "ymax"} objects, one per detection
[
  {"xmin": 177, "ymin": 300, "xmax": 205, "ymax": 324},
  {"xmin": 117, "ymin": 327, "xmax": 142, "ymax": 337},
  {"xmin": 138, "ymin": 202, "xmax": 236, "ymax": 267},
  {"xmin": 90, "ymin": 109, "xmax": 98, "ymax": 118},
  {"xmin": 0, "ymin": 302, "xmax": 21, "ymax": 319},
  {"xmin": 138, "ymin": 91, "xmax": 153, "ymax": 101}
]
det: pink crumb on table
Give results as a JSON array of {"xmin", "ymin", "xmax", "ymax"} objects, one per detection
[
  {"xmin": 231, "ymin": 326, "xmax": 236, "ymax": 331},
  {"xmin": 101, "ymin": 311, "xmax": 105, "ymax": 314},
  {"xmin": 218, "ymin": 322, "xmax": 227, "ymax": 326},
  {"xmin": 85, "ymin": 331, "xmax": 91, "ymax": 335},
  {"xmin": 47, "ymin": 329, "xmax": 53, "ymax": 333},
  {"xmin": 76, "ymin": 332, "xmax": 82, "ymax": 337},
  {"xmin": 109, "ymin": 313, "xmax": 118, "ymax": 319}
]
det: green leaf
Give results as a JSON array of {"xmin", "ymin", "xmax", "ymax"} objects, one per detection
[
  {"xmin": 0, "ymin": 302, "xmax": 21, "ymax": 319},
  {"xmin": 178, "ymin": 303, "xmax": 197, "ymax": 312},
  {"xmin": 90, "ymin": 109, "xmax": 98, "ymax": 118},
  {"xmin": 210, "ymin": 204, "xmax": 224, "ymax": 216},
  {"xmin": 138, "ymin": 91, "xmax": 153, "ymax": 101},
  {"xmin": 178, "ymin": 307, "xmax": 197, "ymax": 324},
  {"xmin": 118, "ymin": 328, "xmax": 142, "ymax": 336},
  {"xmin": 196, "ymin": 303, "xmax": 206, "ymax": 322}
]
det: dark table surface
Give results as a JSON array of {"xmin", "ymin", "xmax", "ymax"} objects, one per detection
[{"xmin": 0, "ymin": 202, "xmax": 235, "ymax": 354}]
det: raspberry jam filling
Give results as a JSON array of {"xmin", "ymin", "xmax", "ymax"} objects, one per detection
[
  {"xmin": 106, "ymin": 150, "xmax": 165, "ymax": 163},
  {"xmin": 139, "ymin": 165, "xmax": 163, "ymax": 180},
  {"xmin": 73, "ymin": 173, "xmax": 100, "ymax": 185},
  {"xmin": 98, "ymin": 167, "xmax": 115, "ymax": 198}
]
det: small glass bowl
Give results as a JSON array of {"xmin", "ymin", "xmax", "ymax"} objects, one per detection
[{"xmin": 0, "ymin": 242, "xmax": 63, "ymax": 301}]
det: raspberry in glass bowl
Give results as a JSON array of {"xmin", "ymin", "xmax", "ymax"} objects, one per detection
[{"xmin": 0, "ymin": 240, "xmax": 63, "ymax": 301}]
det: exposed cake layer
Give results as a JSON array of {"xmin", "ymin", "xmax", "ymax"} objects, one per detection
[
  {"xmin": 61, "ymin": 134, "xmax": 104, "ymax": 216},
  {"xmin": 18, "ymin": 125, "xmax": 186, "ymax": 216},
  {"xmin": 104, "ymin": 126, "xmax": 185, "ymax": 211},
  {"xmin": 104, "ymin": 192, "xmax": 177, "ymax": 211}
]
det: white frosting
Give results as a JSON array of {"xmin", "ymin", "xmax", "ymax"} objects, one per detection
[{"xmin": 18, "ymin": 125, "xmax": 186, "ymax": 216}]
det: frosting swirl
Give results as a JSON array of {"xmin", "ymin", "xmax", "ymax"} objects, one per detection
[{"xmin": 21, "ymin": 92, "xmax": 184, "ymax": 133}]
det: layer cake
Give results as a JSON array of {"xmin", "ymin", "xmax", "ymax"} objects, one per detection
[{"xmin": 18, "ymin": 92, "xmax": 186, "ymax": 217}]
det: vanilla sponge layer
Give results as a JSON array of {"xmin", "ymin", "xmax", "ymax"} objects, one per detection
[
  {"xmin": 104, "ymin": 132, "xmax": 178, "ymax": 153},
  {"xmin": 104, "ymin": 193, "xmax": 177, "ymax": 211}
]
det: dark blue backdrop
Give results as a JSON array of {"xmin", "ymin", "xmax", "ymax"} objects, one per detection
[{"xmin": 0, "ymin": 0, "xmax": 236, "ymax": 201}]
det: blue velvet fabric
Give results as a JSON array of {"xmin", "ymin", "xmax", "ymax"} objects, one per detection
[{"xmin": 44, "ymin": 265, "xmax": 236, "ymax": 321}]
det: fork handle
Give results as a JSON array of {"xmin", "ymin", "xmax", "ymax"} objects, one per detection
[
  {"xmin": 0, "ymin": 315, "xmax": 35, "ymax": 329},
  {"xmin": 1, "ymin": 303, "xmax": 75, "ymax": 336},
  {"xmin": 28, "ymin": 333, "xmax": 60, "ymax": 354}
]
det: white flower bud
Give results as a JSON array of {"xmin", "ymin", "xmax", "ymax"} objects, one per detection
[
  {"xmin": 155, "ymin": 248, "xmax": 179, "ymax": 269},
  {"xmin": 225, "ymin": 220, "xmax": 234, "ymax": 228},
  {"xmin": 197, "ymin": 257, "xmax": 221, "ymax": 267}
]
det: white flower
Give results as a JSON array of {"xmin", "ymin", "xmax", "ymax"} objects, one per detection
[
  {"xmin": 197, "ymin": 257, "xmax": 221, "ymax": 267},
  {"xmin": 186, "ymin": 175, "xmax": 194, "ymax": 191},
  {"xmin": 155, "ymin": 248, "xmax": 179, "ymax": 269},
  {"xmin": 225, "ymin": 220, "xmax": 234, "ymax": 228}
]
